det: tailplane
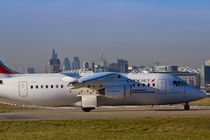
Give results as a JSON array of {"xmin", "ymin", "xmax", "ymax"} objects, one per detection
[{"xmin": 0, "ymin": 61, "xmax": 17, "ymax": 74}]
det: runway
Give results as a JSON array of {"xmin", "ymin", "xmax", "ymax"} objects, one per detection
[{"xmin": 0, "ymin": 105, "xmax": 210, "ymax": 121}]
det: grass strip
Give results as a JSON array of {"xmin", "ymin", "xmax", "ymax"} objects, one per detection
[{"xmin": 0, "ymin": 116, "xmax": 210, "ymax": 140}]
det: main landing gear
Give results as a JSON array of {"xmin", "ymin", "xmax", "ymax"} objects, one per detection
[
  {"xmin": 82, "ymin": 107, "xmax": 95, "ymax": 112},
  {"xmin": 184, "ymin": 103, "xmax": 190, "ymax": 110}
]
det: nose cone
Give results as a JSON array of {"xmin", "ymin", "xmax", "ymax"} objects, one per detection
[
  {"xmin": 187, "ymin": 87, "xmax": 207, "ymax": 102},
  {"xmin": 198, "ymin": 90, "xmax": 207, "ymax": 100},
  {"xmin": 193, "ymin": 88, "xmax": 207, "ymax": 100}
]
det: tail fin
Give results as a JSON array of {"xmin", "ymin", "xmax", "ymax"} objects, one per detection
[{"xmin": 0, "ymin": 61, "xmax": 17, "ymax": 74}]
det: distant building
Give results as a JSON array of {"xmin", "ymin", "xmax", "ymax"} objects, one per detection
[
  {"xmin": 25, "ymin": 67, "xmax": 35, "ymax": 74},
  {"xmin": 108, "ymin": 63, "xmax": 118, "ymax": 72},
  {"xmin": 153, "ymin": 65, "xmax": 200, "ymax": 88},
  {"xmin": 205, "ymin": 60, "xmax": 210, "ymax": 66},
  {"xmin": 117, "ymin": 59, "xmax": 128, "ymax": 73},
  {"xmin": 83, "ymin": 62, "xmax": 89, "ymax": 70},
  {"xmin": 201, "ymin": 60, "xmax": 210, "ymax": 93},
  {"xmin": 91, "ymin": 62, "xmax": 95, "ymax": 69},
  {"xmin": 176, "ymin": 73, "xmax": 200, "ymax": 89},
  {"xmin": 62, "ymin": 57, "xmax": 71, "ymax": 71},
  {"xmin": 153, "ymin": 65, "xmax": 178, "ymax": 73},
  {"xmin": 48, "ymin": 49, "xmax": 61, "ymax": 73},
  {"xmin": 128, "ymin": 66, "xmax": 138, "ymax": 73},
  {"xmin": 99, "ymin": 53, "xmax": 108, "ymax": 68},
  {"xmin": 19, "ymin": 64, "xmax": 25, "ymax": 74},
  {"xmin": 72, "ymin": 57, "xmax": 80, "ymax": 70}
]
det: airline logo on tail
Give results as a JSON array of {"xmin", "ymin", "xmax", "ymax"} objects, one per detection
[{"xmin": 0, "ymin": 61, "xmax": 17, "ymax": 74}]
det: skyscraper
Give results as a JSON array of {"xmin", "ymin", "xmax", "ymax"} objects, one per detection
[
  {"xmin": 99, "ymin": 53, "xmax": 108, "ymax": 67},
  {"xmin": 83, "ymin": 61, "xmax": 89, "ymax": 69},
  {"xmin": 117, "ymin": 59, "xmax": 128, "ymax": 73},
  {"xmin": 72, "ymin": 57, "xmax": 80, "ymax": 70},
  {"xmin": 201, "ymin": 60, "xmax": 210, "ymax": 93},
  {"xmin": 48, "ymin": 49, "xmax": 61, "ymax": 73},
  {"xmin": 25, "ymin": 67, "xmax": 35, "ymax": 74},
  {"xmin": 62, "ymin": 57, "xmax": 71, "ymax": 71}
]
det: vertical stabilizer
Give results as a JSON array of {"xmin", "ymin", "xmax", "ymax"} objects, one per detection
[{"xmin": 0, "ymin": 61, "xmax": 17, "ymax": 74}]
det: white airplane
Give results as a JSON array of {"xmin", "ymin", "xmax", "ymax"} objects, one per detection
[{"xmin": 0, "ymin": 61, "xmax": 206, "ymax": 112}]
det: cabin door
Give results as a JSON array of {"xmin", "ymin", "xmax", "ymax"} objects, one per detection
[
  {"xmin": 158, "ymin": 80, "xmax": 167, "ymax": 94},
  {"xmin": 124, "ymin": 85, "xmax": 132, "ymax": 97},
  {"xmin": 19, "ymin": 81, "xmax": 28, "ymax": 97}
]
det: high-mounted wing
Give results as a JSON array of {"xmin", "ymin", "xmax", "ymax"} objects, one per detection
[{"xmin": 67, "ymin": 72, "xmax": 121, "ymax": 90}]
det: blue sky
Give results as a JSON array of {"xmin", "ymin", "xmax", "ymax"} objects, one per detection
[{"xmin": 0, "ymin": 0, "xmax": 210, "ymax": 72}]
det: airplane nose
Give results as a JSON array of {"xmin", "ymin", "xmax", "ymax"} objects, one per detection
[
  {"xmin": 193, "ymin": 88, "xmax": 207, "ymax": 100},
  {"xmin": 187, "ymin": 87, "xmax": 207, "ymax": 101},
  {"xmin": 198, "ymin": 90, "xmax": 207, "ymax": 99}
]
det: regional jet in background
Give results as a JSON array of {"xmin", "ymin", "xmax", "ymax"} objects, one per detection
[{"xmin": 0, "ymin": 61, "xmax": 206, "ymax": 112}]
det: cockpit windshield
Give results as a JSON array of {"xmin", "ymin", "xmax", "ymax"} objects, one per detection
[{"xmin": 173, "ymin": 80, "xmax": 188, "ymax": 87}]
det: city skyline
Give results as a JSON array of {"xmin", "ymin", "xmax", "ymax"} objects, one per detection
[
  {"xmin": 0, "ymin": 0, "xmax": 210, "ymax": 72},
  {"xmin": 8, "ymin": 49, "xmax": 203, "ymax": 73}
]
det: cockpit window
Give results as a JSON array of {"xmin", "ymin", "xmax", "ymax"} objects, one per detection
[
  {"xmin": 173, "ymin": 80, "xmax": 188, "ymax": 87},
  {"xmin": 177, "ymin": 81, "xmax": 182, "ymax": 86},
  {"xmin": 173, "ymin": 81, "xmax": 177, "ymax": 86}
]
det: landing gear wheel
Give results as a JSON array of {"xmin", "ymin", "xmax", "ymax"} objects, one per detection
[
  {"xmin": 82, "ymin": 107, "xmax": 95, "ymax": 112},
  {"xmin": 184, "ymin": 104, "xmax": 190, "ymax": 110}
]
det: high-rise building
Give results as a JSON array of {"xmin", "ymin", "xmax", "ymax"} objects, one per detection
[
  {"xmin": 83, "ymin": 62, "xmax": 89, "ymax": 69},
  {"xmin": 91, "ymin": 62, "xmax": 95, "ymax": 69},
  {"xmin": 48, "ymin": 49, "xmax": 61, "ymax": 73},
  {"xmin": 72, "ymin": 57, "xmax": 80, "ymax": 70},
  {"xmin": 201, "ymin": 60, "xmax": 210, "ymax": 93},
  {"xmin": 117, "ymin": 59, "xmax": 128, "ymax": 73},
  {"xmin": 99, "ymin": 53, "xmax": 108, "ymax": 68},
  {"xmin": 62, "ymin": 57, "xmax": 71, "ymax": 71},
  {"xmin": 25, "ymin": 67, "xmax": 35, "ymax": 74},
  {"xmin": 108, "ymin": 63, "xmax": 118, "ymax": 72}
]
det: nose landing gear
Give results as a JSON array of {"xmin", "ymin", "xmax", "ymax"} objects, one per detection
[{"xmin": 184, "ymin": 103, "xmax": 190, "ymax": 110}]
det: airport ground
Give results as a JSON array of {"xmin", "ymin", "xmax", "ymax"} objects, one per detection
[{"xmin": 0, "ymin": 97, "xmax": 210, "ymax": 139}]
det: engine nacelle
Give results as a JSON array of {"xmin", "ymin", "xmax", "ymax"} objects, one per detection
[{"xmin": 105, "ymin": 86, "xmax": 131, "ymax": 99}]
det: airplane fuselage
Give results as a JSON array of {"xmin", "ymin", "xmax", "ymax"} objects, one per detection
[{"xmin": 0, "ymin": 72, "xmax": 206, "ymax": 108}]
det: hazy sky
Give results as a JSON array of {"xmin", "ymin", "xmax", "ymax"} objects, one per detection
[{"xmin": 0, "ymin": 0, "xmax": 210, "ymax": 72}]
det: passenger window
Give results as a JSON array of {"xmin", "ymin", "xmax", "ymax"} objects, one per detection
[
  {"xmin": 142, "ymin": 83, "xmax": 145, "ymax": 87},
  {"xmin": 148, "ymin": 83, "xmax": 150, "ymax": 87},
  {"xmin": 36, "ymin": 85, "xmax": 38, "ymax": 89},
  {"xmin": 61, "ymin": 85, "xmax": 64, "ymax": 88},
  {"xmin": 0, "ymin": 80, "xmax": 3, "ymax": 85},
  {"xmin": 41, "ymin": 85, "xmax": 43, "ymax": 89},
  {"xmin": 56, "ymin": 85, "xmax": 59, "ymax": 88},
  {"xmin": 137, "ymin": 83, "xmax": 140, "ymax": 87},
  {"xmin": 31, "ymin": 85, "xmax": 33, "ymax": 89},
  {"xmin": 51, "ymin": 85, "xmax": 53, "ymax": 88},
  {"xmin": 153, "ymin": 83, "xmax": 155, "ymax": 87},
  {"xmin": 46, "ymin": 85, "xmax": 48, "ymax": 88}
]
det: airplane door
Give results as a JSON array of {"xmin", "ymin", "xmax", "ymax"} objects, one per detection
[
  {"xmin": 158, "ymin": 80, "xmax": 167, "ymax": 94},
  {"xmin": 124, "ymin": 85, "xmax": 132, "ymax": 97},
  {"xmin": 19, "ymin": 81, "xmax": 28, "ymax": 97}
]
